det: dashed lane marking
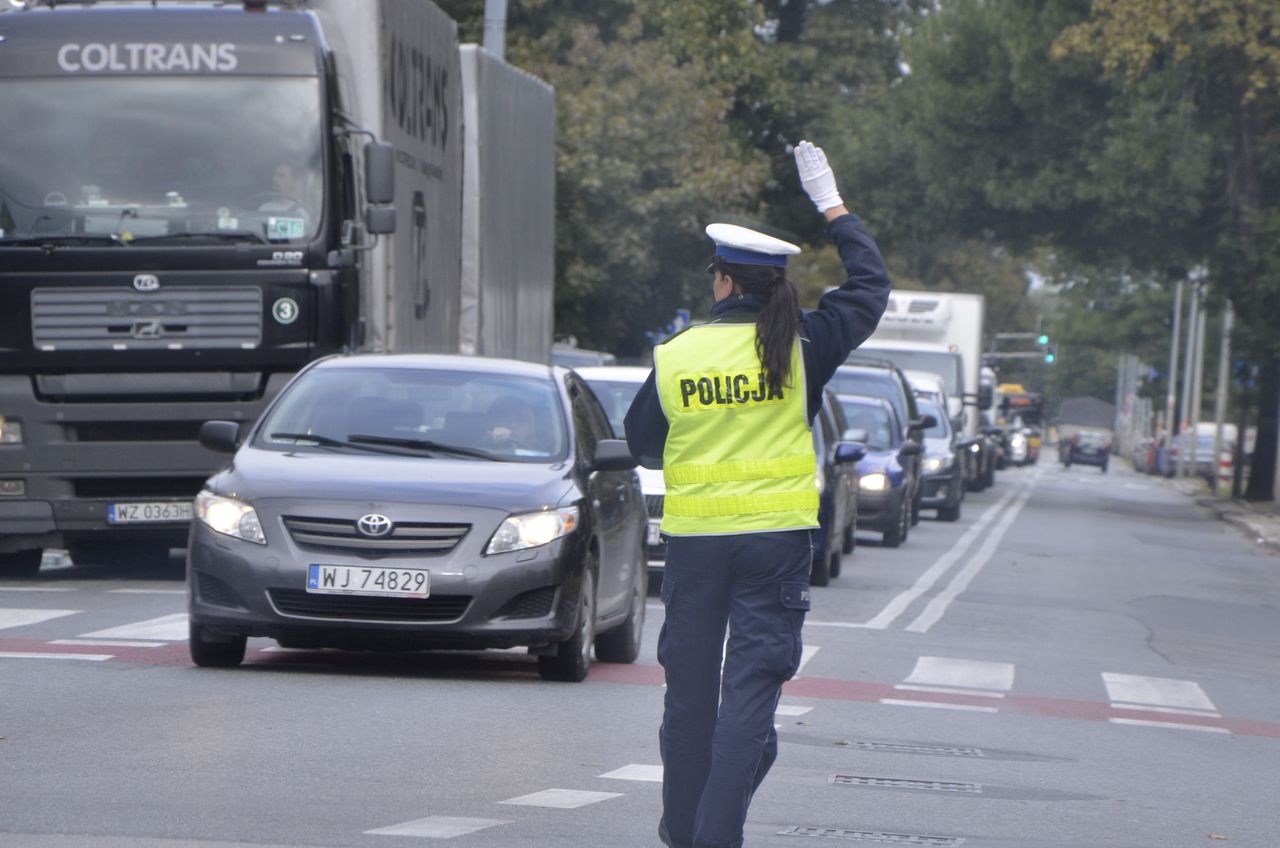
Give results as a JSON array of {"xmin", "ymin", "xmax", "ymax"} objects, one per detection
[
  {"xmin": 0, "ymin": 586, "xmax": 75, "ymax": 592},
  {"xmin": 0, "ymin": 651, "xmax": 113, "ymax": 661},
  {"xmin": 878, "ymin": 698, "xmax": 999, "ymax": 714},
  {"xmin": 600, "ymin": 764, "xmax": 663, "ymax": 782},
  {"xmin": 0, "ymin": 608, "xmax": 80, "ymax": 630},
  {"xmin": 51, "ymin": 638, "xmax": 167, "ymax": 648},
  {"xmin": 776, "ymin": 704, "xmax": 814, "ymax": 716},
  {"xmin": 107, "ymin": 588, "xmax": 186, "ymax": 595},
  {"xmin": 77, "ymin": 612, "xmax": 188, "ymax": 641},
  {"xmin": 498, "ymin": 789, "xmax": 623, "ymax": 809},
  {"xmin": 365, "ymin": 816, "xmax": 511, "ymax": 838}
]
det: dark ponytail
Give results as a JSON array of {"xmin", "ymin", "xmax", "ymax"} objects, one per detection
[{"xmin": 713, "ymin": 258, "xmax": 802, "ymax": 397}]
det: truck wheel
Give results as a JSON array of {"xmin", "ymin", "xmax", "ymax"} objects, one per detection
[
  {"xmin": 595, "ymin": 561, "xmax": 644, "ymax": 664},
  {"xmin": 0, "ymin": 549, "xmax": 43, "ymax": 578},
  {"xmin": 188, "ymin": 621, "xmax": 246, "ymax": 668},
  {"xmin": 539, "ymin": 567, "xmax": 595, "ymax": 682}
]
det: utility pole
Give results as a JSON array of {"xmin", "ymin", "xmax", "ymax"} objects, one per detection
[
  {"xmin": 1164, "ymin": 281, "xmax": 1183, "ymax": 470},
  {"xmin": 1212, "ymin": 302, "xmax": 1233, "ymax": 495},
  {"xmin": 1178, "ymin": 284, "xmax": 1200, "ymax": 478},
  {"xmin": 1189, "ymin": 296, "xmax": 1208, "ymax": 481},
  {"xmin": 483, "ymin": 0, "xmax": 508, "ymax": 60}
]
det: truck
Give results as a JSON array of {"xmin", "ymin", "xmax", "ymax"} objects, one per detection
[
  {"xmin": 854, "ymin": 290, "xmax": 998, "ymax": 490},
  {"xmin": 0, "ymin": 0, "xmax": 555, "ymax": 576}
]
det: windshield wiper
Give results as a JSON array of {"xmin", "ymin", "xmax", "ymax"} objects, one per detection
[
  {"xmin": 269, "ymin": 432, "xmax": 357, "ymax": 449},
  {"xmin": 129, "ymin": 230, "xmax": 269, "ymax": 245},
  {"xmin": 1, "ymin": 234, "xmax": 127, "ymax": 248},
  {"xmin": 346, "ymin": 434, "xmax": 497, "ymax": 460}
]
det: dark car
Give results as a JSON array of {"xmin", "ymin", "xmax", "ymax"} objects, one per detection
[
  {"xmin": 837, "ymin": 394, "xmax": 921, "ymax": 548},
  {"xmin": 1063, "ymin": 429, "xmax": 1110, "ymax": 472},
  {"xmin": 187, "ymin": 355, "xmax": 648, "ymax": 682},
  {"xmin": 830, "ymin": 359, "xmax": 926, "ymax": 524},
  {"xmin": 810, "ymin": 391, "xmax": 864, "ymax": 586},
  {"xmin": 915, "ymin": 397, "xmax": 963, "ymax": 521}
]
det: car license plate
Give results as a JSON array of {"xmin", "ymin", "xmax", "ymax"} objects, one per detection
[
  {"xmin": 107, "ymin": 501, "xmax": 194, "ymax": 524},
  {"xmin": 647, "ymin": 520, "xmax": 662, "ymax": 547},
  {"xmin": 306, "ymin": 564, "xmax": 430, "ymax": 598}
]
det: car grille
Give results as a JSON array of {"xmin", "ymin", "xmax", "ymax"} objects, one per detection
[
  {"xmin": 268, "ymin": 588, "xmax": 472, "ymax": 622},
  {"xmin": 282, "ymin": 516, "xmax": 470, "ymax": 558},
  {"xmin": 644, "ymin": 494, "xmax": 664, "ymax": 517}
]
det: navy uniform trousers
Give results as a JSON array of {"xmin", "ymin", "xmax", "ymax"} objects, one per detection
[{"xmin": 658, "ymin": 528, "xmax": 813, "ymax": 848}]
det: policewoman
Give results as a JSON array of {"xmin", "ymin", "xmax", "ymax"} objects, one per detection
[{"xmin": 624, "ymin": 141, "xmax": 890, "ymax": 848}]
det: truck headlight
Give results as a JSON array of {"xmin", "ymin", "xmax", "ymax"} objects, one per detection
[
  {"xmin": 196, "ymin": 490, "xmax": 266, "ymax": 545},
  {"xmin": 0, "ymin": 417, "xmax": 23, "ymax": 445},
  {"xmin": 486, "ymin": 506, "xmax": 579, "ymax": 554},
  {"xmin": 859, "ymin": 472, "xmax": 889, "ymax": 492}
]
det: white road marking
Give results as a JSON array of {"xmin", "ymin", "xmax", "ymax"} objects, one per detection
[
  {"xmin": 50, "ymin": 639, "xmax": 165, "ymax": 648},
  {"xmin": 0, "ymin": 608, "xmax": 80, "ymax": 630},
  {"xmin": 904, "ymin": 486, "xmax": 1034, "ymax": 633},
  {"xmin": 1102, "ymin": 673, "xmax": 1219, "ymax": 715},
  {"xmin": 858, "ymin": 490, "xmax": 1018, "ymax": 630},
  {"xmin": 599, "ymin": 764, "xmax": 663, "ymax": 782},
  {"xmin": 78, "ymin": 612, "xmax": 188, "ymax": 641},
  {"xmin": 1109, "ymin": 717, "xmax": 1230, "ymax": 734},
  {"xmin": 365, "ymin": 817, "xmax": 511, "ymax": 838},
  {"xmin": 1124, "ymin": 483, "xmax": 1150, "ymax": 490},
  {"xmin": 894, "ymin": 684, "xmax": 1004, "ymax": 699},
  {"xmin": 0, "ymin": 586, "xmax": 74, "ymax": 593},
  {"xmin": 0, "ymin": 651, "xmax": 113, "ymax": 661},
  {"xmin": 878, "ymin": 698, "xmax": 998, "ymax": 713},
  {"xmin": 902, "ymin": 656, "xmax": 1015, "ymax": 693},
  {"xmin": 775, "ymin": 705, "xmax": 813, "ymax": 716},
  {"xmin": 1111, "ymin": 703, "xmax": 1222, "ymax": 718},
  {"xmin": 498, "ymin": 789, "xmax": 623, "ymax": 809},
  {"xmin": 794, "ymin": 644, "xmax": 820, "ymax": 677},
  {"xmin": 107, "ymin": 588, "xmax": 186, "ymax": 595}
]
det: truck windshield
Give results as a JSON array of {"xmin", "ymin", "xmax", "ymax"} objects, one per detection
[
  {"xmin": 0, "ymin": 78, "xmax": 323, "ymax": 244},
  {"xmin": 859, "ymin": 349, "xmax": 962, "ymax": 398}
]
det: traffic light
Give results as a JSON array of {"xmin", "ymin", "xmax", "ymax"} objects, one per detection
[
  {"xmin": 1044, "ymin": 346, "xmax": 1056, "ymax": 364},
  {"xmin": 1037, "ymin": 333, "xmax": 1049, "ymax": 346}
]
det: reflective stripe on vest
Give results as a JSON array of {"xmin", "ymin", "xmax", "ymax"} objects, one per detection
[{"xmin": 654, "ymin": 323, "xmax": 817, "ymax": 536}]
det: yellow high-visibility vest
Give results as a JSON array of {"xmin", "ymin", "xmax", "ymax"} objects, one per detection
[{"xmin": 654, "ymin": 322, "xmax": 817, "ymax": 536}]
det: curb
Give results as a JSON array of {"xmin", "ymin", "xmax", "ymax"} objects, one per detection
[{"xmin": 1195, "ymin": 497, "xmax": 1280, "ymax": 556}]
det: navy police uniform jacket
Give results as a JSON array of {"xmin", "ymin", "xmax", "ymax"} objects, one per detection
[{"xmin": 625, "ymin": 212, "xmax": 891, "ymax": 469}]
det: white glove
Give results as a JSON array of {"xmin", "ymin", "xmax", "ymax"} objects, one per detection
[{"xmin": 794, "ymin": 140, "xmax": 843, "ymax": 212}]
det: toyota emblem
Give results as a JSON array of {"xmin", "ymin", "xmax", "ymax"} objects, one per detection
[
  {"xmin": 133, "ymin": 274, "xmax": 160, "ymax": 292},
  {"xmin": 356, "ymin": 513, "xmax": 393, "ymax": 537}
]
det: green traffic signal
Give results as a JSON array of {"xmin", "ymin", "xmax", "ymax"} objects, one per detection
[
  {"xmin": 1044, "ymin": 351, "xmax": 1056, "ymax": 363},
  {"xmin": 1037, "ymin": 333, "xmax": 1050, "ymax": 346}
]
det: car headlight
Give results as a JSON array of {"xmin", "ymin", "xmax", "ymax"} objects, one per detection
[
  {"xmin": 195, "ymin": 490, "xmax": 266, "ymax": 545},
  {"xmin": 0, "ymin": 416, "xmax": 23, "ymax": 444},
  {"xmin": 859, "ymin": 472, "xmax": 889, "ymax": 492},
  {"xmin": 923, "ymin": 454, "xmax": 954, "ymax": 473},
  {"xmin": 1010, "ymin": 433, "xmax": 1027, "ymax": 448},
  {"xmin": 485, "ymin": 506, "xmax": 579, "ymax": 555},
  {"xmin": 969, "ymin": 442, "xmax": 981, "ymax": 453}
]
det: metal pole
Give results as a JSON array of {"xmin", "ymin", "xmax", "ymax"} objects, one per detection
[
  {"xmin": 1212, "ymin": 301, "xmax": 1233, "ymax": 495},
  {"xmin": 1189, "ymin": 297, "xmax": 1207, "ymax": 482},
  {"xmin": 1178, "ymin": 284, "xmax": 1199, "ymax": 478},
  {"xmin": 483, "ymin": 0, "xmax": 509, "ymax": 61},
  {"xmin": 1164, "ymin": 282, "xmax": 1182, "ymax": 475}
]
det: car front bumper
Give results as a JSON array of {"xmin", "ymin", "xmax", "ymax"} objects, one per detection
[{"xmin": 920, "ymin": 471, "xmax": 960, "ymax": 508}]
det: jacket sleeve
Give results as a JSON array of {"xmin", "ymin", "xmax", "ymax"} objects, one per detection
[
  {"xmin": 803, "ymin": 213, "xmax": 891, "ymax": 406},
  {"xmin": 624, "ymin": 370, "xmax": 668, "ymax": 469}
]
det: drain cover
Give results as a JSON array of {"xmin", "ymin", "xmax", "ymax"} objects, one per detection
[
  {"xmin": 779, "ymin": 826, "xmax": 965, "ymax": 845},
  {"xmin": 829, "ymin": 774, "xmax": 983, "ymax": 794},
  {"xmin": 835, "ymin": 741, "xmax": 986, "ymax": 758}
]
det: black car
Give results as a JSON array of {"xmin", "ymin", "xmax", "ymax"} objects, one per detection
[
  {"xmin": 187, "ymin": 355, "xmax": 648, "ymax": 682},
  {"xmin": 837, "ymin": 394, "xmax": 921, "ymax": 547},
  {"xmin": 1063, "ymin": 430, "xmax": 1110, "ymax": 472},
  {"xmin": 915, "ymin": 397, "xmax": 964, "ymax": 521},
  {"xmin": 810, "ymin": 391, "xmax": 863, "ymax": 586}
]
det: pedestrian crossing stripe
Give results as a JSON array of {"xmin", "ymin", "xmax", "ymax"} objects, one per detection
[{"xmin": 0, "ymin": 608, "xmax": 80, "ymax": 630}]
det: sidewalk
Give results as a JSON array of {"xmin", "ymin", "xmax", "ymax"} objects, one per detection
[{"xmin": 1166, "ymin": 473, "xmax": 1280, "ymax": 554}]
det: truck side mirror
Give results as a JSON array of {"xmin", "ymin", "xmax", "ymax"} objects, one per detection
[
  {"xmin": 364, "ymin": 142, "xmax": 396, "ymax": 205},
  {"xmin": 198, "ymin": 420, "xmax": 240, "ymax": 454},
  {"xmin": 365, "ymin": 205, "xmax": 397, "ymax": 235}
]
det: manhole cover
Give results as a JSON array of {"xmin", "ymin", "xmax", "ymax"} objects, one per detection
[
  {"xmin": 836, "ymin": 740, "xmax": 986, "ymax": 758},
  {"xmin": 780, "ymin": 826, "xmax": 965, "ymax": 845},
  {"xmin": 829, "ymin": 774, "xmax": 983, "ymax": 794}
]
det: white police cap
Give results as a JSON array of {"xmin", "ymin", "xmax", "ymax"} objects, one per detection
[{"xmin": 706, "ymin": 223, "xmax": 801, "ymax": 268}]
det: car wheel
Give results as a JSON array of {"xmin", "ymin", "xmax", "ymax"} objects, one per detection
[
  {"xmin": 1100, "ymin": 461, "xmax": 1108, "ymax": 473},
  {"xmin": 595, "ymin": 561, "xmax": 645, "ymax": 665},
  {"xmin": 539, "ymin": 567, "xmax": 595, "ymax": 682},
  {"xmin": 841, "ymin": 520, "xmax": 856, "ymax": 555},
  {"xmin": 910, "ymin": 488, "xmax": 921, "ymax": 526},
  {"xmin": 882, "ymin": 495, "xmax": 905, "ymax": 548},
  {"xmin": 809, "ymin": 543, "xmax": 831, "ymax": 586},
  {"xmin": 828, "ymin": 548, "xmax": 842, "ymax": 579},
  {"xmin": 188, "ymin": 620, "xmax": 246, "ymax": 668},
  {"xmin": 938, "ymin": 501, "xmax": 961, "ymax": 522},
  {"xmin": 0, "ymin": 549, "xmax": 43, "ymax": 578}
]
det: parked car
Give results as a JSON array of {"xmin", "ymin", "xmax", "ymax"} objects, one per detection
[
  {"xmin": 836, "ymin": 394, "xmax": 921, "ymax": 547},
  {"xmin": 576, "ymin": 366, "xmax": 667, "ymax": 590},
  {"xmin": 187, "ymin": 355, "xmax": 648, "ymax": 682},
  {"xmin": 830, "ymin": 358, "xmax": 926, "ymax": 525},
  {"xmin": 551, "ymin": 343, "xmax": 618, "ymax": 368},
  {"xmin": 915, "ymin": 397, "xmax": 963, "ymax": 521},
  {"xmin": 810, "ymin": 391, "xmax": 864, "ymax": 586},
  {"xmin": 1062, "ymin": 429, "xmax": 1110, "ymax": 472}
]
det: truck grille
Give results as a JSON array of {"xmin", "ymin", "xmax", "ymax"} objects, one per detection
[
  {"xmin": 268, "ymin": 588, "xmax": 472, "ymax": 622},
  {"xmin": 282, "ymin": 516, "xmax": 470, "ymax": 558},
  {"xmin": 31, "ymin": 287, "xmax": 263, "ymax": 351}
]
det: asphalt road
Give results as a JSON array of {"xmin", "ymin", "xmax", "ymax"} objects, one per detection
[{"xmin": 2, "ymin": 460, "xmax": 1278, "ymax": 848}]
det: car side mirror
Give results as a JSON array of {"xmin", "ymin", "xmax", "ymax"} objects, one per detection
[
  {"xmin": 912, "ymin": 414, "xmax": 938, "ymax": 431},
  {"xmin": 834, "ymin": 441, "xmax": 866, "ymax": 464},
  {"xmin": 592, "ymin": 439, "xmax": 637, "ymax": 472},
  {"xmin": 198, "ymin": 420, "xmax": 240, "ymax": 453},
  {"xmin": 898, "ymin": 441, "xmax": 923, "ymax": 458}
]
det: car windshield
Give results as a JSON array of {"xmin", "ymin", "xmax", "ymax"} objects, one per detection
[
  {"xmin": 857, "ymin": 348, "xmax": 962, "ymax": 397},
  {"xmin": 837, "ymin": 398, "xmax": 896, "ymax": 451},
  {"xmin": 918, "ymin": 399, "xmax": 949, "ymax": 438},
  {"xmin": 582, "ymin": 378, "xmax": 641, "ymax": 435},
  {"xmin": 257, "ymin": 366, "xmax": 568, "ymax": 462},
  {"xmin": 0, "ymin": 78, "xmax": 323, "ymax": 244},
  {"xmin": 829, "ymin": 369, "xmax": 908, "ymax": 434}
]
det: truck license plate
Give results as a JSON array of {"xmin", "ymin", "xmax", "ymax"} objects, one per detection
[
  {"xmin": 306, "ymin": 564, "xmax": 430, "ymax": 598},
  {"xmin": 107, "ymin": 501, "xmax": 194, "ymax": 524}
]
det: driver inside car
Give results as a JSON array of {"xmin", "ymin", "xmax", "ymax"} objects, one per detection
[{"xmin": 485, "ymin": 396, "xmax": 537, "ymax": 450}]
